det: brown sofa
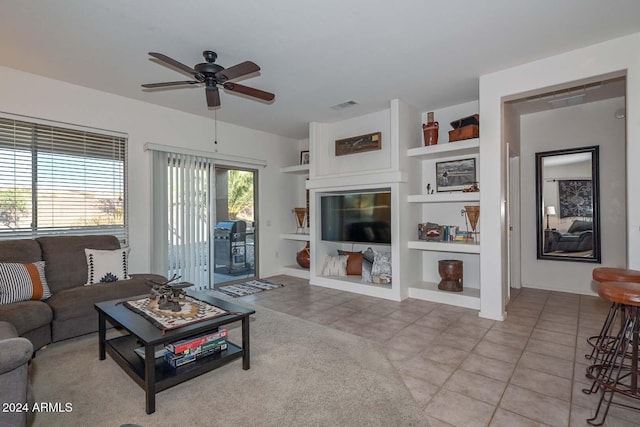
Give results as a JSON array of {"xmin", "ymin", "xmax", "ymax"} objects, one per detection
[{"xmin": 0, "ymin": 235, "xmax": 165, "ymax": 350}]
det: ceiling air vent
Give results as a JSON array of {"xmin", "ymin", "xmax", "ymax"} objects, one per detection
[{"xmin": 330, "ymin": 100, "xmax": 358, "ymax": 110}]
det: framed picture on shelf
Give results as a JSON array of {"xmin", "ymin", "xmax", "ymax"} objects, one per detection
[
  {"xmin": 436, "ymin": 158, "xmax": 476, "ymax": 192},
  {"xmin": 300, "ymin": 150, "xmax": 310, "ymax": 165}
]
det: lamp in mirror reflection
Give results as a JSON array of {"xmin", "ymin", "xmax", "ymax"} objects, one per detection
[{"xmin": 545, "ymin": 205, "xmax": 556, "ymax": 230}]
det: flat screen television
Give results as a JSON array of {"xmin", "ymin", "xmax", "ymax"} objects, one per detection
[{"xmin": 320, "ymin": 191, "xmax": 391, "ymax": 244}]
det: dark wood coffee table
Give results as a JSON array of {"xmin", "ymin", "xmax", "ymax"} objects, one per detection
[{"xmin": 95, "ymin": 291, "xmax": 255, "ymax": 414}]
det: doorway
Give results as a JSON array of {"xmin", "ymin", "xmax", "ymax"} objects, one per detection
[
  {"xmin": 504, "ymin": 75, "xmax": 627, "ymax": 294},
  {"xmin": 212, "ymin": 166, "xmax": 258, "ymax": 287}
]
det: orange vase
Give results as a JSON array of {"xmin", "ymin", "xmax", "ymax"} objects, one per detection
[
  {"xmin": 422, "ymin": 112, "xmax": 439, "ymax": 146},
  {"xmin": 296, "ymin": 242, "xmax": 310, "ymax": 269}
]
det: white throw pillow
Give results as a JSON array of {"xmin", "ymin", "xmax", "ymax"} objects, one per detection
[
  {"xmin": 85, "ymin": 247, "xmax": 131, "ymax": 285},
  {"xmin": 321, "ymin": 255, "xmax": 348, "ymax": 276},
  {"xmin": 0, "ymin": 261, "xmax": 52, "ymax": 304}
]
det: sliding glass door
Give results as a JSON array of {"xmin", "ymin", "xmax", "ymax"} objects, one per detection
[
  {"xmin": 212, "ymin": 166, "xmax": 257, "ymax": 287},
  {"xmin": 151, "ymin": 151, "xmax": 258, "ymax": 290}
]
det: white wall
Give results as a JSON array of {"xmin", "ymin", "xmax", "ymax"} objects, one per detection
[
  {"xmin": 0, "ymin": 66, "xmax": 299, "ymax": 278},
  {"xmin": 519, "ymin": 97, "xmax": 626, "ymax": 294},
  {"xmin": 311, "ymin": 109, "xmax": 392, "ymax": 178},
  {"xmin": 480, "ymin": 32, "xmax": 640, "ymax": 320}
]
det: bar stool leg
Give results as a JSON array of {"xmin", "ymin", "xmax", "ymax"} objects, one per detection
[
  {"xmin": 587, "ymin": 311, "xmax": 637, "ymax": 425},
  {"xmin": 586, "ymin": 302, "xmax": 619, "ymax": 360},
  {"xmin": 584, "ymin": 304, "xmax": 624, "ymax": 395}
]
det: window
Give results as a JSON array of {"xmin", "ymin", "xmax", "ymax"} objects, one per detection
[{"xmin": 0, "ymin": 116, "xmax": 127, "ymax": 241}]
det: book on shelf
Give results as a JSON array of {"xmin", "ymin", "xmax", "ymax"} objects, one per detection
[
  {"xmin": 454, "ymin": 231, "xmax": 475, "ymax": 242},
  {"xmin": 443, "ymin": 225, "xmax": 458, "ymax": 242},
  {"xmin": 165, "ymin": 328, "xmax": 228, "ymax": 354},
  {"xmin": 164, "ymin": 339, "xmax": 229, "ymax": 369}
]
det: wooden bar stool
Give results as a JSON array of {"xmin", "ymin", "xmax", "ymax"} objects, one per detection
[
  {"xmin": 585, "ymin": 268, "xmax": 640, "ymax": 361},
  {"xmin": 585, "ymin": 281, "xmax": 640, "ymax": 425}
]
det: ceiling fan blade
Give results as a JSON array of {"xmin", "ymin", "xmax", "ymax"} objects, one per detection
[
  {"xmin": 141, "ymin": 81, "xmax": 201, "ymax": 88},
  {"xmin": 148, "ymin": 52, "xmax": 203, "ymax": 80},
  {"xmin": 216, "ymin": 61, "xmax": 260, "ymax": 81},
  {"xmin": 223, "ymin": 82, "xmax": 275, "ymax": 102},
  {"xmin": 206, "ymin": 86, "xmax": 221, "ymax": 107}
]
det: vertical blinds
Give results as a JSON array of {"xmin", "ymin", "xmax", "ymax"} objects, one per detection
[
  {"xmin": 152, "ymin": 150, "xmax": 212, "ymax": 288},
  {"xmin": 0, "ymin": 117, "xmax": 127, "ymax": 241}
]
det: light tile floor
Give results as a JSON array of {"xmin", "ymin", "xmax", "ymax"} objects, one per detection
[{"xmin": 221, "ymin": 275, "xmax": 639, "ymax": 427}]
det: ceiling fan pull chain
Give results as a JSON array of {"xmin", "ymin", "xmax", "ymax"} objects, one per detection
[{"xmin": 214, "ymin": 108, "xmax": 218, "ymax": 148}]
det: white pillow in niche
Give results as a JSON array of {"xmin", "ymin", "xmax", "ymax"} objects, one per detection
[
  {"xmin": 371, "ymin": 251, "xmax": 392, "ymax": 277},
  {"xmin": 85, "ymin": 247, "xmax": 131, "ymax": 285},
  {"xmin": 321, "ymin": 255, "xmax": 348, "ymax": 276}
]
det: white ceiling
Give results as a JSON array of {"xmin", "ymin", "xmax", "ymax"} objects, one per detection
[{"xmin": 1, "ymin": 0, "xmax": 639, "ymax": 140}]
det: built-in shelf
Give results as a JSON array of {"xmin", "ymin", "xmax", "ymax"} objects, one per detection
[
  {"xmin": 310, "ymin": 274, "xmax": 395, "ymax": 300},
  {"xmin": 281, "ymin": 265, "xmax": 310, "ymax": 280},
  {"xmin": 280, "ymin": 232, "xmax": 310, "ymax": 241},
  {"xmin": 408, "ymin": 192, "xmax": 480, "ymax": 203},
  {"xmin": 408, "ymin": 240, "xmax": 480, "ymax": 254},
  {"xmin": 408, "ymin": 281, "xmax": 480, "ymax": 310},
  {"xmin": 407, "ymin": 138, "xmax": 479, "ymax": 160},
  {"xmin": 280, "ymin": 164, "xmax": 310, "ymax": 174}
]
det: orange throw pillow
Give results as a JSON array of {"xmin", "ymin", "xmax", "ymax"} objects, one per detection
[{"xmin": 338, "ymin": 251, "xmax": 363, "ymax": 276}]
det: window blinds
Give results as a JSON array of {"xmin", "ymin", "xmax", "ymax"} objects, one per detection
[
  {"xmin": 151, "ymin": 150, "xmax": 212, "ymax": 288},
  {"xmin": 0, "ymin": 117, "xmax": 127, "ymax": 241}
]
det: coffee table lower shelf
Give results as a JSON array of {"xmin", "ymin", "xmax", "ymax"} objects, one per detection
[{"xmin": 105, "ymin": 334, "xmax": 243, "ymax": 393}]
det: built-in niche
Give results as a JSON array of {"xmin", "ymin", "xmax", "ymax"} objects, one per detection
[{"xmin": 315, "ymin": 188, "xmax": 392, "ymax": 286}]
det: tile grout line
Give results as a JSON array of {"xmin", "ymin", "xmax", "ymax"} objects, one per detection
[{"xmin": 485, "ymin": 291, "xmax": 551, "ymax": 427}]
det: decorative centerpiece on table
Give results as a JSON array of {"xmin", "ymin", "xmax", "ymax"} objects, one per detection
[
  {"xmin": 123, "ymin": 276, "xmax": 230, "ymax": 334},
  {"xmin": 149, "ymin": 275, "xmax": 193, "ymax": 312}
]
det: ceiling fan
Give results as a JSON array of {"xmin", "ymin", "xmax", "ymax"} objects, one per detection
[{"xmin": 142, "ymin": 50, "xmax": 275, "ymax": 108}]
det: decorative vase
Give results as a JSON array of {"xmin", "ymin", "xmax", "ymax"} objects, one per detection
[
  {"xmin": 422, "ymin": 112, "xmax": 439, "ymax": 146},
  {"xmin": 296, "ymin": 242, "xmax": 310, "ymax": 269},
  {"xmin": 294, "ymin": 208, "xmax": 308, "ymax": 233},
  {"xmin": 438, "ymin": 260, "xmax": 463, "ymax": 292},
  {"xmin": 463, "ymin": 205, "xmax": 480, "ymax": 242}
]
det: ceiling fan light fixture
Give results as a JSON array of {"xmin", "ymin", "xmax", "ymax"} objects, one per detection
[{"xmin": 142, "ymin": 50, "xmax": 274, "ymax": 108}]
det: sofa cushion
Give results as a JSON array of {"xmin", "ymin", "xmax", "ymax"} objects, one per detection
[
  {"xmin": 0, "ymin": 300, "xmax": 53, "ymax": 336},
  {"xmin": 0, "ymin": 261, "xmax": 52, "ymax": 304},
  {"xmin": 46, "ymin": 275, "xmax": 154, "ymax": 321},
  {"xmin": 0, "ymin": 238, "xmax": 42, "ymax": 263},
  {"xmin": 85, "ymin": 247, "xmax": 131, "ymax": 285},
  {"xmin": 38, "ymin": 235, "xmax": 120, "ymax": 293},
  {"xmin": 0, "ymin": 321, "xmax": 18, "ymax": 340},
  {"xmin": 567, "ymin": 220, "xmax": 592, "ymax": 234}
]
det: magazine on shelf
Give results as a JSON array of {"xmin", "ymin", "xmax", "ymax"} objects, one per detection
[{"xmin": 134, "ymin": 345, "xmax": 167, "ymax": 359}]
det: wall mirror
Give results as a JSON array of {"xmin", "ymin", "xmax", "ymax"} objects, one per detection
[{"xmin": 535, "ymin": 146, "xmax": 601, "ymax": 262}]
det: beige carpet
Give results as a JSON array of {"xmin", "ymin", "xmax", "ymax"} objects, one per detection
[{"xmin": 30, "ymin": 306, "xmax": 428, "ymax": 427}]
